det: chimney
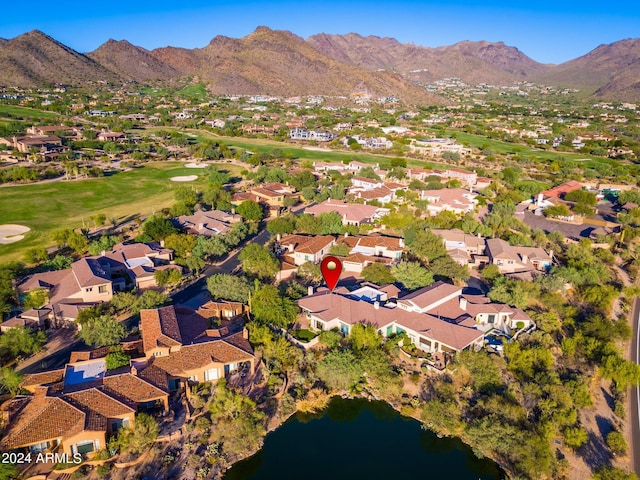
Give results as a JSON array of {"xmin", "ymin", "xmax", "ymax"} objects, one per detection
[
  {"xmin": 308, "ymin": 286, "xmax": 314, "ymax": 296},
  {"xmin": 232, "ymin": 208, "xmax": 236, "ymax": 215},
  {"xmin": 277, "ymin": 233, "xmax": 281, "ymax": 242},
  {"xmin": 374, "ymin": 301, "xmax": 380, "ymax": 310},
  {"xmin": 521, "ymin": 254, "xmax": 529, "ymax": 264},
  {"xmin": 160, "ymin": 240, "xmax": 165, "ymax": 248},
  {"xmin": 537, "ymin": 193, "xmax": 543, "ymax": 206},
  {"xmin": 242, "ymin": 327, "xmax": 249, "ymax": 339},
  {"xmin": 459, "ymin": 297, "xmax": 467, "ymax": 311},
  {"xmin": 130, "ymin": 365, "xmax": 137, "ymax": 376}
]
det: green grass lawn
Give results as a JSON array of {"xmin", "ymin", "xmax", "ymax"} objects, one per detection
[
  {"xmin": 0, "ymin": 105, "xmax": 59, "ymax": 120},
  {"xmin": 144, "ymin": 127, "xmax": 450, "ymax": 170},
  {"xmin": 0, "ymin": 161, "xmax": 234, "ymax": 262},
  {"xmin": 439, "ymin": 130, "xmax": 615, "ymax": 167},
  {"xmin": 177, "ymin": 84, "xmax": 208, "ymax": 100}
]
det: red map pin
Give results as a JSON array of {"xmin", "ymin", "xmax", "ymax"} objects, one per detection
[{"xmin": 320, "ymin": 256, "xmax": 343, "ymax": 292}]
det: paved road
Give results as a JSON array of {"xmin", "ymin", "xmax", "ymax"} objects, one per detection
[
  {"xmin": 630, "ymin": 297, "xmax": 640, "ymax": 477},
  {"xmin": 171, "ymin": 228, "xmax": 270, "ymax": 307},
  {"xmin": 17, "ymin": 228, "xmax": 271, "ymax": 374}
]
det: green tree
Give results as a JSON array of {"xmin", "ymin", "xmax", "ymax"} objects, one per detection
[
  {"xmin": 592, "ymin": 466, "xmax": 638, "ymax": 480},
  {"xmin": 0, "ymin": 327, "xmax": 46, "ymax": 358},
  {"xmin": 237, "ymin": 200, "xmax": 263, "ymax": 222},
  {"xmin": 43, "ymin": 255, "xmax": 73, "ymax": 271},
  {"xmin": 134, "ymin": 290, "xmax": 169, "ymax": 313},
  {"xmin": 297, "ymin": 262, "xmax": 322, "ymax": 282},
  {"xmin": 78, "ymin": 315, "xmax": 126, "ymax": 347},
  {"xmin": 267, "ymin": 216, "xmax": 295, "ymax": 235},
  {"xmin": 563, "ymin": 426, "xmax": 588, "ymax": 449},
  {"xmin": 67, "ymin": 231, "xmax": 88, "ymax": 254},
  {"xmin": 0, "ymin": 463, "xmax": 18, "ymax": 480},
  {"xmin": 88, "ymin": 234, "xmax": 120, "ymax": 256},
  {"xmin": 319, "ymin": 329, "xmax": 342, "ymax": 349},
  {"xmin": 24, "ymin": 247, "xmax": 48, "ymax": 264},
  {"xmin": 316, "ymin": 349, "xmax": 363, "ymax": 391},
  {"xmin": 318, "ymin": 212, "xmax": 343, "ymax": 235},
  {"xmin": 350, "ymin": 323, "xmax": 382, "ymax": 351},
  {"xmin": 112, "ymin": 413, "xmax": 158, "ymax": 455},
  {"xmin": 606, "ymin": 431, "xmax": 627, "ymax": 455},
  {"xmin": 105, "ymin": 346, "xmax": 130, "ymax": 370},
  {"xmin": 164, "ymin": 233, "xmax": 197, "ymax": 259},
  {"xmin": 0, "ymin": 367, "xmax": 24, "ymax": 396},
  {"xmin": 239, "ymin": 243, "xmax": 279, "ymax": 279},
  {"xmin": 329, "ymin": 243, "xmax": 351, "ymax": 257},
  {"xmin": 391, "ymin": 262, "xmax": 434, "ymax": 290},
  {"xmin": 142, "ymin": 214, "xmax": 177, "ymax": 241},
  {"xmin": 207, "ymin": 274, "xmax": 251, "ymax": 303},
  {"xmin": 154, "ymin": 268, "xmax": 182, "ymax": 286},
  {"xmin": 362, "ymin": 263, "xmax": 395, "ymax": 285},
  {"xmin": 22, "ymin": 288, "xmax": 48, "ymax": 309},
  {"xmin": 251, "ymin": 284, "xmax": 297, "ymax": 328}
]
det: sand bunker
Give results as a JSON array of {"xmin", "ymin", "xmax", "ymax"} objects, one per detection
[
  {"xmin": 0, "ymin": 224, "xmax": 30, "ymax": 244},
  {"xmin": 185, "ymin": 162, "xmax": 207, "ymax": 169},
  {"xmin": 170, "ymin": 175, "xmax": 198, "ymax": 182},
  {"xmin": 303, "ymin": 146, "xmax": 331, "ymax": 152}
]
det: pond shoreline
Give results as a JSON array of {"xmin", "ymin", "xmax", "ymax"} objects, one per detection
[{"xmin": 219, "ymin": 393, "xmax": 508, "ymax": 480}]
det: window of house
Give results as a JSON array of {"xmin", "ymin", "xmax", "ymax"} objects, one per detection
[
  {"xmin": 76, "ymin": 441, "xmax": 96, "ymax": 455},
  {"xmin": 188, "ymin": 375, "xmax": 198, "ymax": 382},
  {"xmin": 98, "ymin": 285, "xmax": 107, "ymax": 293},
  {"xmin": 204, "ymin": 368, "xmax": 219, "ymax": 381},
  {"xmin": 488, "ymin": 315, "xmax": 495, "ymax": 324},
  {"xmin": 85, "ymin": 287, "xmax": 93, "ymax": 292},
  {"xmin": 29, "ymin": 441, "xmax": 49, "ymax": 453}
]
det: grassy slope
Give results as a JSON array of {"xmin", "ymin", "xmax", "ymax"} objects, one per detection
[
  {"xmin": 0, "ymin": 105, "xmax": 59, "ymax": 120},
  {"xmin": 0, "ymin": 162, "xmax": 243, "ymax": 262}
]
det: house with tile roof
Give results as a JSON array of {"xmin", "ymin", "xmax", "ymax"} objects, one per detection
[
  {"xmin": 305, "ymin": 199, "xmax": 386, "ymax": 226},
  {"xmin": 485, "ymin": 238, "xmax": 553, "ymax": 274},
  {"xmin": 9, "ymin": 243, "xmax": 178, "ymax": 330},
  {"xmin": 0, "ymin": 354, "xmax": 169, "ymax": 457},
  {"xmin": 298, "ymin": 281, "xmax": 534, "ymax": 356},
  {"xmin": 430, "ymin": 229, "xmax": 487, "ymax": 266},
  {"xmin": 138, "ymin": 306, "xmax": 255, "ymax": 390},
  {"xmin": 176, "ymin": 210, "xmax": 242, "ymax": 237},
  {"xmin": 419, "ymin": 188, "xmax": 478, "ymax": 216},
  {"xmin": 277, "ymin": 234, "xmax": 336, "ymax": 266}
]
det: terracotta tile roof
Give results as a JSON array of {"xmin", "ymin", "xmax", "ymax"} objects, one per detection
[
  {"xmin": 21, "ymin": 369, "xmax": 65, "ymax": 389},
  {"xmin": 136, "ymin": 363, "xmax": 169, "ymax": 391},
  {"xmin": 279, "ymin": 234, "xmax": 335, "ymax": 255},
  {"xmin": 102, "ymin": 373, "xmax": 168, "ymax": 406},
  {"xmin": 196, "ymin": 300, "xmax": 246, "ymax": 319},
  {"xmin": 151, "ymin": 333, "xmax": 254, "ymax": 376},
  {"xmin": 0, "ymin": 395, "xmax": 85, "ymax": 449},
  {"xmin": 140, "ymin": 306, "xmax": 182, "ymax": 352},
  {"xmin": 64, "ymin": 388, "xmax": 134, "ymax": 431},
  {"xmin": 399, "ymin": 282, "xmax": 462, "ymax": 310},
  {"xmin": 305, "ymin": 200, "xmax": 378, "ymax": 224}
]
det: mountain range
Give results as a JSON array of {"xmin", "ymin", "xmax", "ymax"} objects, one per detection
[{"xmin": 0, "ymin": 27, "xmax": 639, "ymax": 102}]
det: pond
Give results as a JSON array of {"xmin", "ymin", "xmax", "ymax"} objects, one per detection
[{"xmin": 224, "ymin": 397, "xmax": 505, "ymax": 480}]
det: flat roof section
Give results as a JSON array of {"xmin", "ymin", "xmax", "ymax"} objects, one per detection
[{"xmin": 64, "ymin": 358, "xmax": 106, "ymax": 387}]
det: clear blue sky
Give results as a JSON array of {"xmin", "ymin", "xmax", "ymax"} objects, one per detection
[{"xmin": 0, "ymin": 0, "xmax": 638, "ymax": 64}]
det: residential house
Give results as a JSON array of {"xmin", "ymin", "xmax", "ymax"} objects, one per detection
[
  {"xmin": 176, "ymin": 210, "xmax": 242, "ymax": 237},
  {"xmin": 485, "ymin": 238, "xmax": 553, "ymax": 274},
  {"xmin": 409, "ymin": 138, "xmax": 472, "ymax": 157},
  {"xmin": 289, "ymin": 128, "xmax": 335, "ymax": 142},
  {"xmin": 15, "ymin": 244, "xmax": 176, "ymax": 326},
  {"xmin": 277, "ymin": 234, "xmax": 336, "ymax": 266},
  {"xmin": 419, "ymin": 188, "xmax": 478, "ymax": 216},
  {"xmin": 444, "ymin": 168, "xmax": 477, "ymax": 186},
  {"xmin": 0, "ymin": 355, "xmax": 169, "ymax": 457},
  {"xmin": 431, "ymin": 229, "xmax": 487, "ymax": 266},
  {"xmin": 138, "ymin": 306, "xmax": 255, "ymax": 389},
  {"xmin": 97, "ymin": 131, "xmax": 126, "ymax": 142},
  {"xmin": 196, "ymin": 300, "xmax": 248, "ymax": 323},
  {"xmin": 298, "ymin": 281, "xmax": 533, "ymax": 356},
  {"xmin": 335, "ymin": 235, "xmax": 404, "ymax": 273},
  {"xmin": 305, "ymin": 200, "xmax": 385, "ymax": 226}
]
